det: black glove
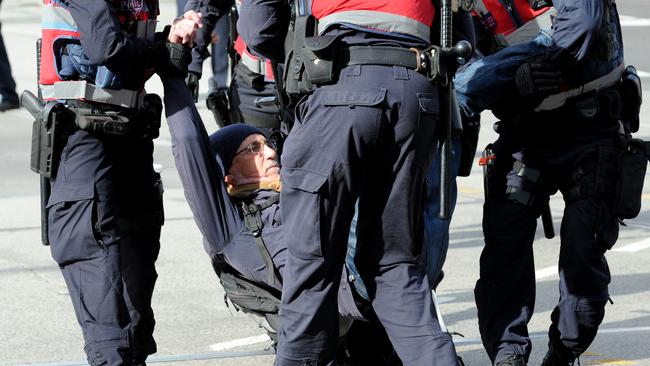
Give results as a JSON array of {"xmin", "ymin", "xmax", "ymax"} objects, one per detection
[
  {"xmin": 151, "ymin": 41, "xmax": 192, "ymax": 78},
  {"xmin": 515, "ymin": 61, "xmax": 563, "ymax": 98},
  {"xmin": 186, "ymin": 72, "xmax": 200, "ymax": 103},
  {"xmin": 206, "ymin": 89, "xmax": 231, "ymax": 128}
]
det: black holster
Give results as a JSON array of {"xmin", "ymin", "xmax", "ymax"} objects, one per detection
[
  {"xmin": 619, "ymin": 65, "xmax": 642, "ymax": 133},
  {"xmin": 29, "ymin": 101, "xmax": 76, "ymax": 179},
  {"xmin": 613, "ymin": 138, "xmax": 650, "ymax": 219}
]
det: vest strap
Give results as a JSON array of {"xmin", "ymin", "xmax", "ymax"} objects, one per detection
[
  {"xmin": 241, "ymin": 194, "xmax": 281, "ymax": 286},
  {"xmin": 40, "ymin": 81, "xmax": 145, "ymax": 108}
]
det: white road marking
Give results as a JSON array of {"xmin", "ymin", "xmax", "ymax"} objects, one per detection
[
  {"xmin": 153, "ymin": 138, "xmax": 172, "ymax": 147},
  {"xmin": 637, "ymin": 70, "xmax": 650, "ymax": 78},
  {"xmin": 612, "ymin": 238, "xmax": 650, "ymax": 253},
  {"xmin": 437, "ymin": 296, "xmax": 457, "ymax": 304},
  {"xmin": 535, "ymin": 265, "xmax": 557, "ymax": 280},
  {"xmin": 620, "ymin": 15, "xmax": 650, "ymax": 27},
  {"xmin": 209, "ymin": 334, "xmax": 270, "ymax": 351}
]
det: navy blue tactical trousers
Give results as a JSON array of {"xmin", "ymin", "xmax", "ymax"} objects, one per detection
[
  {"xmin": 48, "ymin": 130, "xmax": 162, "ymax": 366},
  {"xmin": 475, "ymin": 121, "xmax": 620, "ymax": 364},
  {"xmin": 277, "ymin": 64, "xmax": 458, "ymax": 366}
]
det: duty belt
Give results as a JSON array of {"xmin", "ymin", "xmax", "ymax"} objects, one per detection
[{"xmin": 339, "ymin": 46, "xmax": 442, "ymax": 81}]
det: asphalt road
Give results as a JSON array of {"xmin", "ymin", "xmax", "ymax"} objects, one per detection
[{"xmin": 1, "ymin": 1, "xmax": 649, "ymax": 365}]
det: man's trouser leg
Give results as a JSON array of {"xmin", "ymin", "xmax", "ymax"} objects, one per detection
[
  {"xmin": 474, "ymin": 137, "xmax": 540, "ymax": 364},
  {"xmin": 548, "ymin": 143, "xmax": 619, "ymax": 360},
  {"xmin": 422, "ymin": 137, "xmax": 462, "ymax": 288},
  {"xmin": 49, "ymin": 130, "xmax": 161, "ymax": 366},
  {"xmin": 277, "ymin": 64, "xmax": 457, "ymax": 366}
]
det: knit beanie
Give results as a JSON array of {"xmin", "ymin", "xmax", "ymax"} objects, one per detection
[{"xmin": 209, "ymin": 124, "xmax": 264, "ymax": 174}]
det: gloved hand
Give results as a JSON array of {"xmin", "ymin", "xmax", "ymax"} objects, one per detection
[
  {"xmin": 151, "ymin": 40, "xmax": 192, "ymax": 78},
  {"xmin": 515, "ymin": 61, "xmax": 563, "ymax": 98},
  {"xmin": 206, "ymin": 89, "xmax": 231, "ymax": 128},
  {"xmin": 186, "ymin": 72, "xmax": 200, "ymax": 102}
]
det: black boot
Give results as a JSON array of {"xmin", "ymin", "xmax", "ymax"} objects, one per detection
[
  {"xmin": 540, "ymin": 344, "xmax": 577, "ymax": 366},
  {"xmin": 496, "ymin": 355, "xmax": 527, "ymax": 366}
]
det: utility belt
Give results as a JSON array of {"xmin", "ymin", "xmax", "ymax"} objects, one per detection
[
  {"xmin": 22, "ymin": 91, "xmax": 162, "ymax": 180},
  {"xmin": 285, "ymin": 34, "xmax": 446, "ymax": 97},
  {"xmin": 68, "ymin": 94, "xmax": 162, "ymax": 139}
]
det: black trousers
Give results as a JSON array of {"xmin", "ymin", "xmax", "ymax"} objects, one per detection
[
  {"xmin": 48, "ymin": 130, "xmax": 163, "ymax": 366},
  {"xmin": 475, "ymin": 117, "xmax": 621, "ymax": 364},
  {"xmin": 276, "ymin": 63, "xmax": 458, "ymax": 366}
]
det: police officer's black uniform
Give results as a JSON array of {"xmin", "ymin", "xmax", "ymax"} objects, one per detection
[
  {"xmin": 39, "ymin": 1, "xmax": 189, "ymax": 364},
  {"xmin": 474, "ymin": 1, "xmax": 627, "ymax": 365}
]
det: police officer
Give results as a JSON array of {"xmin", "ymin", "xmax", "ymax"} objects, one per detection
[
  {"xmin": 474, "ymin": 0, "xmax": 625, "ymax": 365},
  {"xmin": 239, "ymin": 1, "xmax": 473, "ymax": 365},
  {"xmin": 39, "ymin": 1, "xmax": 197, "ymax": 364},
  {"xmin": 423, "ymin": 0, "xmax": 554, "ymax": 290},
  {"xmin": 186, "ymin": 0, "xmax": 286, "ymax": 133}
]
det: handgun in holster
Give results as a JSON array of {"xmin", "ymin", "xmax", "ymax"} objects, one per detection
[
  {"xmin": 23, "ymin": 90, "xmax": 75, "ymax": 179},
  {"xmin": 22, "ymin": 90, "xmax": 76, "ymax": 247},
  {"xmin": 479, "ymin": 143, "xmax": 555, "ymax": 238}
]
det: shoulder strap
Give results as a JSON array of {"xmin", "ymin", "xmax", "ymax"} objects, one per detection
[{"xmin": 241, "ymin": 194, "xmax": 282, "ymax": 285}]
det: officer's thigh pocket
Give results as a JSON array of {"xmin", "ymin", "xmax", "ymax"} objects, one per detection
[
  {"xmin": 48, "ymin": 182, "xmax": 104, "ymax": 266},
  {"xmin": 315, "ymin": 88, "xmax": 386, "ymax": 164},
  {"xmin": 414, "ymin": 93, "xmax": 439, "ymax": 166},
  {"xmin": 281, "ymin": 167, "xmax": 328, "ymax": 259}
]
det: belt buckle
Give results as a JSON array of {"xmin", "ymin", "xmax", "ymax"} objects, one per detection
[
  {"xmin": 409, "ymin": 47, "xmax": 428, "ymax": 73},
  {"xmin": 410, "ymin": 47, "xmax": 439, "ymax": 83}
]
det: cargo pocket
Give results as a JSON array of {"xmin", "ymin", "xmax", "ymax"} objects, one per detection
[
  {"xmin": 316, "ymin": 88, "xmax": 386, "ymax": 164},
  {"xmin": 47, "ymin": 182, "xmax": 104, "ymax": 266},
  {"xmin": 573, "ymin": 297, "xmax": 606, "ymax": 337},
  {"xmin": 415, "ymin": 93, "xmax": 439, "ymax": 167},
  {"xmin": 281, "ymin": 167, "xmax": 328, "ymax": 259},
  {"xmin": 594, "ymin": 202, "xmax": 619, "ymax": 251}
]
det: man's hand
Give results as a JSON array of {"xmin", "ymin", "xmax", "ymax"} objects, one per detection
[
  {"xmin": 168, "ymin": 10, "xmax": 202, "ymax": 47},
  {"xmin": 515, "ymin": 61, "xmax": 563, "ymax": 97}
]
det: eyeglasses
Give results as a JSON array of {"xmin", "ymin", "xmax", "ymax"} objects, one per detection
[{"xmin": 234, "ymin": 139, "xmax": 276, "ymax": 157}]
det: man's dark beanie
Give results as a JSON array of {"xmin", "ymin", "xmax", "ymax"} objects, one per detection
[{"xmin": 209, "ymin": 124, "xmax": 264, "ymax": 173}]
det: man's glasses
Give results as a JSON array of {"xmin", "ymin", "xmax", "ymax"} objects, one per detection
[{"xmin": 234, "ymin": 139, "xmax": 276, "ymax": 157}]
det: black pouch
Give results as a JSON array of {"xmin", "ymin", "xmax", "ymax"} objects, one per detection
[
  {"xmin": 613, "ymin": 139, "xmax": 649, "ymax": 219},
  {"xmin": 302, "ymin": 35, "xmax": 339, "ymax": 85},
  {"xmin": 283, "ymin": 14, "xmax": 318, "ymax": 96},
  {"xmin": 234, "ymin": 62, "xmax": 265, "ymax": 90}
]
